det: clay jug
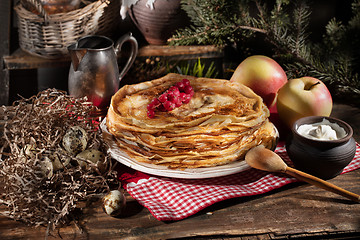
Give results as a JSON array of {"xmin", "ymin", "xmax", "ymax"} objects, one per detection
[{"xmin": 129, "ymin": 0, "xmax": 189, "ymax": 45}]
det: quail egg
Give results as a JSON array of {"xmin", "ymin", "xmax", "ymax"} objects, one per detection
[
  {"xmin": 102, "ymin": 190, "xmax": 126, "ymax": 217},
  {"xmin": 62, "ymin": 126, "xmax": 88, "ymax": 155},
  {"xmin": 76, "ymin": 149, "xmax": 105, "ymax": 168},
  {"xmin": 37, "ymin": 156, "xmax": 54, "ymax": 179},
  {"xmin": 51, "ymin": 147, "xmax": 71, "ymax": 171}
]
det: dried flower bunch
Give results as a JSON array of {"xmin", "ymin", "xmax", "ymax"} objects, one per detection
[{"xmin": 0, "ymin": 89, "xmax": 117, "ymax": 228}]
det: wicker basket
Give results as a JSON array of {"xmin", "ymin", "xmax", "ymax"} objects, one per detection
[{"xmin": 15, "ymin": 0, "xmax": 120, "ymax": 59}]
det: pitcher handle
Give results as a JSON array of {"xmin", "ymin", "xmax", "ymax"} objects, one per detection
[{"xmin": 114, "ymin": 32, "xmax": 138, "ymax": 81}]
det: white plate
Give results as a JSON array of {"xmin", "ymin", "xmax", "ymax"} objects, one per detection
[{"xmin": 101, "ymin": 119, "xmax": 277, "ymax": 179}]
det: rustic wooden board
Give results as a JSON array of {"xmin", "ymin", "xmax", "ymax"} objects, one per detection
[
  {"xmin": 3, "ymin": 48, "xmax": 72, "ymax": 70},
  {"xmin": 0, "ymin": 171, "xmax": 359, "ymax": 240},
  {"xmin": 3, "ymin": 46, "xmax": 224, "ymax": 71}
]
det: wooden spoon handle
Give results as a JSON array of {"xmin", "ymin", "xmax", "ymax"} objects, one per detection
[{"xmin": 285, "ymin": 167, "xmax": 360, "ymax": 202}]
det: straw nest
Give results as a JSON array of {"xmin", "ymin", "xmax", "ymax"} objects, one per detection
[{"xmin": 0, "ymin": 89, "xmax": 117, "ymax": 228}]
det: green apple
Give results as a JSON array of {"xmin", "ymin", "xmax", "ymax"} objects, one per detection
[
  {"xmin": 230, "ymin": 55, "xmax": 288, "ymax": 108},
  {"xmin": 277, "ymin": 77, "xmax": 333, "ymax": 128}
]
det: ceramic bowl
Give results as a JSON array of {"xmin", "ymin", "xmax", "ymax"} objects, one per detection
[{"xmin": 286, "ymin": 116, "xmax": 356, "ymax": 180}]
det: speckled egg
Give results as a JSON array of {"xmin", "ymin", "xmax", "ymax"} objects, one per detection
[
  {"xmin": 51, "ymin": 147, "xmax": 71, "ymax": 171},
  {"xmin": 76, "ymin": 149, "xmax": 105, "ymax": 168},
  {"xmin": 38, "ymin": 156, "xmax": 54, "ymax": 179},
  {"xmin": 102, "ymin": 190, "xmax": 126, "ymax": 217},
  {"xmin": 62, "ymin": 126, "xmax": 88, "ymax": 155}
]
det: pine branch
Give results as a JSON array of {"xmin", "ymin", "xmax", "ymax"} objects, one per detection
[
  {"xmin": 170, "ymin": 0, "xmax": 259, "ymax": 46},
  {"xmin": 168, "ymin": 25, "xmax": 266, "ymax": 44}
]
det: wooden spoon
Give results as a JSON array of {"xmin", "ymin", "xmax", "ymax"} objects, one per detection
[{"xmin": 245, "ymin": 145, "xmax": 360, "ymax": 202}]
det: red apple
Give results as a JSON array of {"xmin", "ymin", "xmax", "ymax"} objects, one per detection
[
  {"xmin": 276, "ymin": 77, "xmax": 333, "ymax": 128},
  {"xmin": 230, "ymin": 55, "xmax": 288, "ymax": 108}
]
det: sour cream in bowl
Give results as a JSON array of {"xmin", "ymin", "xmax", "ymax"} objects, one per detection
[
  {"xmin": 296, "ymin": 118, "xmax": 347, "ymax": 141},
  {"xmin": 286, "ymin": 116, "xmax": 356, "ymax": 179}
]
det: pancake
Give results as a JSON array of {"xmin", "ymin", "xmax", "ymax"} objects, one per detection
[{"xmin": 106, "ymin": 73, "xmax": 277, "ymax": 169}]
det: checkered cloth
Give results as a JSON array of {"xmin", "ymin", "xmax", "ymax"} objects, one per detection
[{"xmin": 118, "ymin": 142, "xmax": 360, "ymax": 221}]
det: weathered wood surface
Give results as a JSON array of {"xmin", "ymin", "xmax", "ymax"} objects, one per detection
[
  {"xmin": 3, "ymin": 45, "xmax": 224, "ymax": 71},
  {"xmin": 3, "ymin": 48, "xmax": 72, "ymax": 70},
  {"xmin": 0, "ymin": 103, "xmax": 359, "ymax": 240}
]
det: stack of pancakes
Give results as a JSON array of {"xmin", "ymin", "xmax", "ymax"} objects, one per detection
[{"xmin": 106, "ymin": 73, "xmax": 277, "ymax": 169}]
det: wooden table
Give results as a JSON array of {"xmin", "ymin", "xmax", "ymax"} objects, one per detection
[{"xmin": 1, "ymin": 103, "xmax": 359, "ymax": 240}]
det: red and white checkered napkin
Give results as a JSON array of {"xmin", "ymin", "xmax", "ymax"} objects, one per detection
[{"xmin": 117, "ymin": 143, "xmax": 360, "ymax": 221}]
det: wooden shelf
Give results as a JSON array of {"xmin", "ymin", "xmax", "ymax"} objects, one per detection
[
  {"xmin": 3, "ymin": 48, "xmax": 71, "ymax": 70},
  {"xmin": 3, "ymin": 45, "xmax": 224, "ymax": 70}
]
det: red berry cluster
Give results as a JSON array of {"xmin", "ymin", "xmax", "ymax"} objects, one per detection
[{"xmin": 147, "ymin": 79, "xmax": 194, "ymax": 118}]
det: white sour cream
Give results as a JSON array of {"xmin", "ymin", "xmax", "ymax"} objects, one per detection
[{"xmin": 297, "ymin": 119, "xmax": 347, "ymax": 141}]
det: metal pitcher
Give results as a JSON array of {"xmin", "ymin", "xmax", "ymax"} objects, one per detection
[{"xmin": 68, "ymin": 33, "xmax": 138, "ymax": 109}]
